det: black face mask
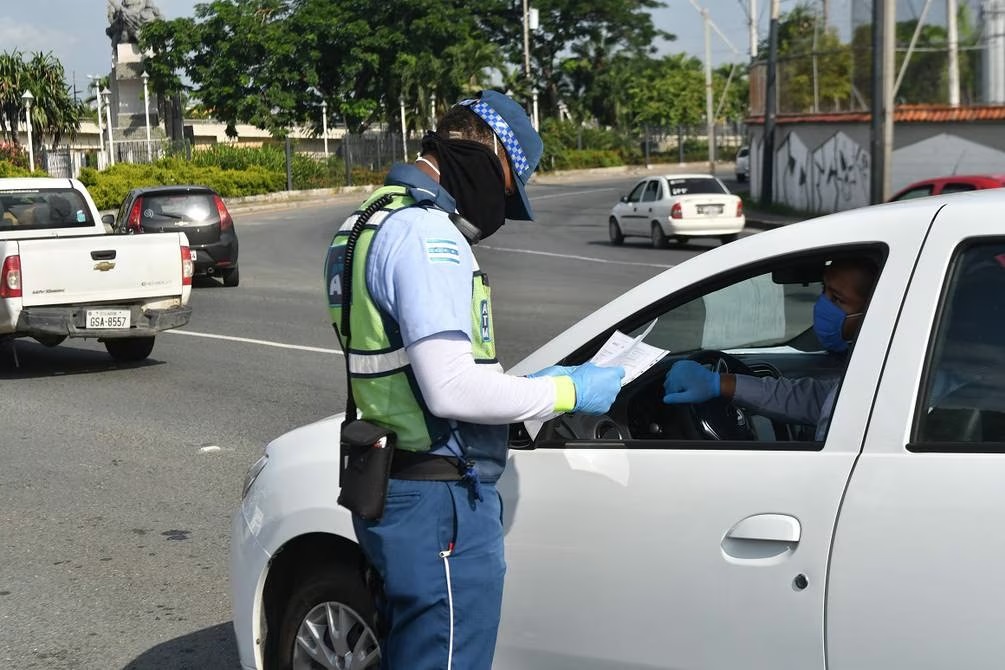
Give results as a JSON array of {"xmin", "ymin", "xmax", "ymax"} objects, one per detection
[{"xmin": 421, "ymin": 132, "xmax": 507, "ymax": 242}]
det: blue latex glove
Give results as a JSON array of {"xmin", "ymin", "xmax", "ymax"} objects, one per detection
[
  {"xmin": 662, "ymin": 360, "xmax": 721, "ymax": 404},
  {"xmin": 569, "ymin": 363, "xmax": 625, "ymax": 414},
  {"xmin": 527, "ymin": 365, "xmax": 578, "ymax": 378}
]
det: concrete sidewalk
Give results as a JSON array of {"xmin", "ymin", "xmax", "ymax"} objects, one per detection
[{"xmin": 743, "ymin": 207, "xmax": 804, "ymax": 230}]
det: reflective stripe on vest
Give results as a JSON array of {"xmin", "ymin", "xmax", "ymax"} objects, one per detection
[{"xmin": 325, "ymin": 185, "xmax": 498, "ymax": 452}]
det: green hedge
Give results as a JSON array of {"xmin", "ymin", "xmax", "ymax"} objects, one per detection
[
  {"xmin": 78, "ymin": 161, "xmax": 285, "ymax": 210},
  {"xmin": 0, "ymin": 160, "xmax": 48, "ymax": 178}
]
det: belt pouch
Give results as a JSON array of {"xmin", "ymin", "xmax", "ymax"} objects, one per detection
[{"xmin": 337, "ymin": 420, "xmax": 396, "ymax": 521}]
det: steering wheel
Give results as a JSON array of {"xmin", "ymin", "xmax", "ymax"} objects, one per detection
[{"xmin": 685, "ymin": 350, "xmax": 758, "ymax": 441}]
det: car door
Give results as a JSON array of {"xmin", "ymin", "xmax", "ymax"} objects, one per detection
[
  {"xmin": 637, "ymin": 179, "xmax": 662, "ymax": 236},
  {"xmin": 616, "ymin": 180, "xmax": 648, "ymax": 236},
  {"xmin": 827, "ymin": 194, "xmax": 1005, "ymax": 670},
  {"xmin": 495, "ymin": 207, "xmax": 931, "ymax": 670}
]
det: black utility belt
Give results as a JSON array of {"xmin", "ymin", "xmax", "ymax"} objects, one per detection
[{"xmin": 390, "ymin": 449, "xmax": 466, "ymax": 481}]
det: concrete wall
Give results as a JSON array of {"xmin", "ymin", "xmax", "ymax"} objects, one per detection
[{"xmin": 750, "ymin": 120, "xmax": 1005, "ymax": 212}]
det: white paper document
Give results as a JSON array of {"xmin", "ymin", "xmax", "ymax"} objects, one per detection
[{"xmin": 589, "ymin": 320, "xmax": 670, "ymax": 386}]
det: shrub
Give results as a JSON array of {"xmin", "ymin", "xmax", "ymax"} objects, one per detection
[
  {"xmin": 79, "ymin": 162, "xmax": 285, "ymax": 209},
  {"xmin": 0, "ymin": 160, "xmax": 46, "ymax": 178}
]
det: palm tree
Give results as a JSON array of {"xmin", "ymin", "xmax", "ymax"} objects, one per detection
[{"xmin": 0, "ymin": 50, "xmax": 83, "ymax": 150}]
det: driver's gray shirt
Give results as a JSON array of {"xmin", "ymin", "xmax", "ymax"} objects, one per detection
[{"xmin": 733, "ymin": 375, "xmax": 838, "ymax": 440}]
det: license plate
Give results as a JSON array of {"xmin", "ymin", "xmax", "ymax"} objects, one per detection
[
  {"xmin": 190, "ymin": 250, "xmax": 198, "ymax": 261},
  {"xmin": 697, "ymin": 204, "xmax": 724, "ymax": 215},
  {"xmin": 86, "ymin": 309, "xmax": 131, "ymax": 329}
]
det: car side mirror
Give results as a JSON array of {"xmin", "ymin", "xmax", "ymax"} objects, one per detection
[
  {"xmin": 620, "ymin": 195, "xmax": 628, "ymax": 203},
  {"xmin": 508, "ymin": 422, "xmax": 535, "ymax": 450},
  {"xmin": 101, "ymin": 213, "xmax": 115, "ymax": 234}
]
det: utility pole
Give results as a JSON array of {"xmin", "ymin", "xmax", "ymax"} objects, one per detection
[
  {"xmin": 703, "ymin": 9, "xmax": 716, "ymax": 176},
  {"xmin": 759, "ymin": 0, "xmax": 781, "ymax": 205},
  {"xmin": 947, "ymin": 0, "xmax": 961, "ymax": 106},
  {"xmin": 870, "ymin": 0, "xmax": 896, "ymax": 203},
  {"xmin": 749, "ymin": 0, "xmax": 758, "ymax": 60}
]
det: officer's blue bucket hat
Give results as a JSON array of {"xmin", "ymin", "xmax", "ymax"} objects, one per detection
[{"xmin": 459, "ymin": 90, "xmax": 544, "ymax": 221}]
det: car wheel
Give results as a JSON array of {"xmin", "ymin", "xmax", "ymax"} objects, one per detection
[
  {"xmin": 608, "ymin": 218, "xmax": 624, "ymax": 246},
  {"xmin": 222, "ymin": 266, "xmax": 240, "ymax": 287},
  {"xmin": 735, "ymin": 173, "xmax": 747, "ymax": 183},
  {"xmin": 651, "ymin": 222, "xmax": 669, "ymax": 249},
  {"xmin": 720, "ymin": 234, "xmax": 738, "ymax": 245},
  {"xmin": 104, "ymin": 337, "xmax": 155, "ymax": 362},
  {"xmin": 274, "ymin": 564, "xmax": 381, "ymax": 670}
]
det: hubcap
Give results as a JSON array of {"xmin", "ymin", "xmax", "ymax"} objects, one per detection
[{"xmin": 292, "ymin": 601, "xmax": 380, "ymax": 670}]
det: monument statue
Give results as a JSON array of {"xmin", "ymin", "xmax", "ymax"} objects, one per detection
[{"xmin": 106, "ymin": 0, "xmax": 163, "ymax": 46}]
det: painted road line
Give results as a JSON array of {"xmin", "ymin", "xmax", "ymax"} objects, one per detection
[
  {"xmin": 165, "ymin": 329, "xmax": 343, "ymax": 355},
  {"xmin": 529, "ymin": 187, "xmax": 618, "ymax": 201},
  {"xmin": 477, "ymin": 245, "xmax": 674, "ymax": 269}
]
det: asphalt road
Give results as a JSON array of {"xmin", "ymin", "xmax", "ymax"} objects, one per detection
[{"xmin": 0, "ymin": 169, "xmax": 749, "ymax": 669}]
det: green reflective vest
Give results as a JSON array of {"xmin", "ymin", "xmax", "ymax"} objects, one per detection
[{"xmin": 325, "ymin": 185, "xmax": 499, "ymax": 452}]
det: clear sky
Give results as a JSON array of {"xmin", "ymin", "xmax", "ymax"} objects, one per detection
[{"xmin": 1, "ymin": 0, "xmax": 960, "ymax": 102}]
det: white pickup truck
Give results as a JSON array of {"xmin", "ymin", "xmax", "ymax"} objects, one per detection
[{"xmin": 0, "ymin": 178, "xmax": 193, "ymax": 361}]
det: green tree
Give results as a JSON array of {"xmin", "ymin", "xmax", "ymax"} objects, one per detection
[
  {"xmin": 760, "ymin": 4, "xmax": 852, "ymax": 113},
  {"xmin": 485, "ymin": 0, "xmax": 674, "ymax": 120},
  {"xmin": 0, "ymin": 50, "xmax": 83, "ymax": 150}
]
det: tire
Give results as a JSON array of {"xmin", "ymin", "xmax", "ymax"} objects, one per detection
[
  {"xmin": 720, "ymin": 233, "xmax": 738, "ymax": 245},
  {"xmin": 650, "ymin": 222, "xmax": 669, "ymax": 249},
  {"xmin": 735, "ymin": 173, "xmax": 747, "ymax": 183},
  {"xmin": 104, "ymin": 336, "xmax": 155, "ymax": 362},
  {"xmin": 222, "ymin": 266, "xmax": 240, "ymax": 287},
  {"xmin": 273, "ymin": 563, "xmax": 381, "ymax": 670},
  {"xmin": 608, "ymin": 218, "xmax": 624, "ymax": 246}
]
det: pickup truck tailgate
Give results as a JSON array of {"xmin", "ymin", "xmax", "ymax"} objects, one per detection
[{"xmin": 17, "ymin": 233, "xmax": 185, "ymax": 307}]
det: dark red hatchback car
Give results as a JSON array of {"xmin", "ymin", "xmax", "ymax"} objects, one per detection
[
  {"xmin": 890, "ymin": 174, "xmax": 1005, "ymax": 202},
  {"xmin": 108, "ymin": 185, "xmax": 240, "ymax": 287}
]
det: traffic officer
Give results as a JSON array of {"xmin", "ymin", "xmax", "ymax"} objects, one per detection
[{"xmin": 325, "ymin": 90, "xmax": 624, "ymax": 669}]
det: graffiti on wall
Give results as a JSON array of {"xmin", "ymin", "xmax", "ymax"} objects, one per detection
[
  {"xmin": 812, "ymin": 132, "xmax": 870, "ymax": 212},
  {"xmin": 776, "ymin": 132, "xmax": 813, "ymax": 212}
]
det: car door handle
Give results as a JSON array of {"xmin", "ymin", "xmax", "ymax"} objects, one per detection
[
  {"xmin": 721, "ymin": 514, "xmax": 801, "ymax": 562},
  {"xmin": 726, "ymin": 514, "xmax": 801, "ymax": 543},
  {"xmin": 91, "ymin": 249, "xmax": 117, "ymax": 260}
]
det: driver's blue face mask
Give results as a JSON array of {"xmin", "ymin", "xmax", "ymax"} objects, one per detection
[{"xmin": 813, "ymin": 294, "xmax": 849, "ymax": 353}]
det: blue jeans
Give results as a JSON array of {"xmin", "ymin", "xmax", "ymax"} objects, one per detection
[{"xmin": 353, "ymin": 478, "xmax": 506, "ymax": 670}]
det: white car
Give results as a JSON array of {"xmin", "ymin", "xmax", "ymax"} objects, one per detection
[
  {"xmin": 232, "ymin": 189, "xmax": 1005, "ymax": 670},
  {"xmin": 735, "ymin": 145, "xmax": 750, "ymax": 182},
  {"xmin": 608, "ymin": 174, "xmax": 744, "ymax": 248}
]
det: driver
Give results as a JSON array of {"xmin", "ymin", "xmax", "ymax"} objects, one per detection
[{"xmin": 661, "ymin": 258, "xmax": 878, "ymax": 440}]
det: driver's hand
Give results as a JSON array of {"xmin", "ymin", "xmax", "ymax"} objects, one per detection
[{"xmin": 662, "ymin": 360, "xmax": 721, "ymax": 404}]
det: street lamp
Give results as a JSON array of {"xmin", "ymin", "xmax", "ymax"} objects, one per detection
[
  {"xmin": 141, "ymin": 71, "xmax": 152, "ymax": 161},
  {"xmin": 321, "ymin": 100, "xmax": 329, "ymax": 158},
  {"xmin": 522, "ymin": 2, "xmax": 540, "ymax": 130},
  {"xmin": 87, "ymin": 75, "xmax": 105, "ymax": 156},
  {"xmin": 21, "ymin": 90, "xmax": 34, "ymax": 172},
  {"xmin": 101, "ymin": 87, "xmax": 114, "ymax": 166},
  {"xmin": 429, "ymin": 91, "xmax": 436, "ymax": 129}
]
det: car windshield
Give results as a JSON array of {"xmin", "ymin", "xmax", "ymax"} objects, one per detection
[
  {"xmin": 0, "ymin": 188, "xmax": 93, "ymax": 231},
  {"xmin": 140, "ymin": 192, "xmax": 218, "ymax": 224},
  {"xmin": 666, "ymin": 178, "xmax": 727, "ymax": 196}
]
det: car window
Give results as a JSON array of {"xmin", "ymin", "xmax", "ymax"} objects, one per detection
[
  {"xmin": 0, "ymin": 188, "xmax": 93, "ymax": 231},
  {"xmin": 913, "ymin": 240, "xmax": 1005, "ymax": 448},
  {"xmin": 140, "ymin": 193, "xmax": 218, "ymax": 225},
  {"xmin": 939, "ymin": 182, "xmax": 977, "ymax": 194},
  {"xmin": 892, "ymin": 185, "xmax": 934, "ymax": 201},
  {"xmin": 625, "ymin": 182, "xmax": 646, "ymax": 203},
  {"xmin": 737, "ymin": 147, "xmax": 749, "ymax": 158},
  {"xmin": 534, "ymin": 245, "xmax": 887, "ymax": 449},
  {"xmin": 666, "ymin": 178, "xmax": 726, "ymax": 196},
  {"xmin": 642, "ymin": 180, "xmax": 660, "ymax": 202}
]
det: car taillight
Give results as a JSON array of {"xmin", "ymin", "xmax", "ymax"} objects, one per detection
[
  {"xmin": 127, "ymin": 197, "xmax": 143, "ymax": 233},
  {"xmin": 214, "ymin": 195, "xmax": 233, "ymax": 231},
  {"xmin": 736, "ymin": 201, "xmax": 744, "ymax": 217},
  {"xmin": 180, "ymin": 246, "xmax": 193, "ymax": 286},
  {"xmin": 1, "ymin": 255, "xmax": 21, "ymax": 298},
  {"xmin": 670, "ymin": 202, "xmax": 683, "ymax": 219}
]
